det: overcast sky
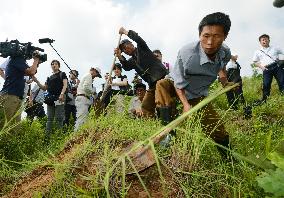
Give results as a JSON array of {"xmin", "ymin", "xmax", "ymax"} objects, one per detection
[{"xmin": 0, "ymin": 0, "xmax": 283, "ymax": 91}]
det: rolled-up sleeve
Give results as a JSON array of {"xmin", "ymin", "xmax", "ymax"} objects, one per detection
[{"xmin": 172, "ymin": 51, "xmax": 189, "ymax": 89}]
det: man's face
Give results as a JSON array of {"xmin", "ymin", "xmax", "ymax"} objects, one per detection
[
  {"xmin": 90, "ymin": 70, "xmax": 98, "ymax": 79},
  {"xmin": 51, "ymin": 61, "xmax": 60, "ymax": 71},
  {"xmin": 69, "ymin": 71, "xmax": 76, "ymax": 80},
  {"xmin": 154, "ymin": 53, "xmax": 162, "ymax": 61},
  {"xmin": 260, "ymin": 37, "xmax": 270, "ymax": 48},
  {"xmin": 114, "ymin": 67, "xmax": 121, "ymax": 76},
  {"xmin": 199, "ymin": 25, "xmax": 226, "ymax": 56},
  {"xmin": 122, "ymin": 43, "xmax": 135, "ymax": 55},
  {"xmin": 136, "ymin": 87, "xmax": 146, "ymax": 99}
]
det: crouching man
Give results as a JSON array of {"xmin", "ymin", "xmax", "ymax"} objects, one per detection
[{"xmin": 172, "ymin": 12, "xmax": 233, "ymax": 159}]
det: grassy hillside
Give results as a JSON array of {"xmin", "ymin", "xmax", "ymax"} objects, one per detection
[{"xmin": 0, "ymin": 76, "xmax": 283, "ymax": 197}]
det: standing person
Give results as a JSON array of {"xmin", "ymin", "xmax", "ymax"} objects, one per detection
[
  {"xmin": 172, "ymin": 12, "xmax": 233, "ymax": 158},
  {"xmin": 0, "ymin": 54, "xmax": 39, "ymax": 130},
  {"xmin": 252, "ymin": 34, "xmax": 284, "ymax": 105},
  {"xmin": 26, "ymin": 83, "xmax": 46, "ymax": 121},
  {"xmin": 153, "ymin": 49, "xmax": 171, "ymax": 72},
  {"xmin": 114, "ymin": 27, "xmax": 169, "ymax": 118},
  {"xmin": 109, "ymin": 63, "xmax": 129, "ymax": 113},
  {"xmin": 225, "ymin": 55, "xmax": 246, "ymax": 110},
  {"xmin": 128, "ymin": 83, "xmax": 146, "ymax": 118},
  {"xmin": 75, "ymin": 67, "xmax": 102, "ymax": 131},
  {"xmin": 64, "ymin": 70, "xmax": 79, "ymax": 127},
  {"xmin": 33, "ymin": 60, "xmax": 68, "ymax": 142}
]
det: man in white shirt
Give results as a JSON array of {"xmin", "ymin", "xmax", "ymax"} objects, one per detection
[
  {"xmin": 75, "ymin": 67, "xmax": 102, "ymax": 131},
  {"xmin": 252, "ymin": 34, "xmax": 284, "ymax": 103}
]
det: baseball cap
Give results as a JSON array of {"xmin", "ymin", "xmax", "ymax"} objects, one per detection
[{"xmin": 119, "ymin": 39, "xmax": 131, "ymax": 50}]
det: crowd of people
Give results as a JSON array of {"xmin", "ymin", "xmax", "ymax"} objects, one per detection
[{"xmin": 0, "ymin": 12, "xmax": 283, "ymax": 159}]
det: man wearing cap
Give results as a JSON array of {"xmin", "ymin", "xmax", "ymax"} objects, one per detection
[
  {"xmin": 114, "ymin": 27, "xmax": 169, "ymax": 118},
  {"xmin": 74, "ymin": 67, "xmax": 101, "ymax": 131}
]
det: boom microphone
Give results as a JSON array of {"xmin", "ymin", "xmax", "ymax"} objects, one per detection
[{"xmin": 38, "ymin": 38, "xmax": 55, "ymax": 44}]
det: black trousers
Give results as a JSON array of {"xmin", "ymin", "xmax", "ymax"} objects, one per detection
[
  {"xmin": 262, "ymin": 64, "xmax": 284, "ymax": 100},
  {"xmin": 64, "ymin": 104, "xmax": 76, "ymax": 126}
]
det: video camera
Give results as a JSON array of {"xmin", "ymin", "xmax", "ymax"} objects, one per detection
[{"xmin": 0, "ymin": 39, "xmax": 47, "ymax": 63}]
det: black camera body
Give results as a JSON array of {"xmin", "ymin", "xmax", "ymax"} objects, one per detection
[{"xmin": 0, "ymin": 39, "xmax": 47, "ymax": 63}]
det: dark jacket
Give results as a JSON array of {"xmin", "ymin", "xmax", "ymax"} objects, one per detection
[{"xmin": 119, "ymin": 30, "xmax": 168, "ymax": 87}]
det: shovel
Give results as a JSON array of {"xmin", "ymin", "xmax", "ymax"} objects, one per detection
[
  {"xmin": 93, "ymin": 34, "xmax": 122, "ymax": 116},
  {"xmin": 123, "ymin": 83, "xmax": 240, "ymax": 174}
]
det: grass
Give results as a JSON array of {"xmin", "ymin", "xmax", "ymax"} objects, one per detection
[{"xmin": 0, "ymin": 76, "xmax": 283, "ymax": 197}]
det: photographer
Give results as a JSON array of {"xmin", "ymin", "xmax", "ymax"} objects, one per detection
[
  {"xmin": 26, "ymin": 83, "xmax": 46, "ymax": 121},
  {"xmin": 0, "ymin": 54, "xmax": 39, "ymax": 130},
  {"xmin": 33, "ymin": 60, "xmax": 67, "ymax": 142},
  {"xmin": 64, "ymin": 70, "xmax": 79, "ymax": 127}
]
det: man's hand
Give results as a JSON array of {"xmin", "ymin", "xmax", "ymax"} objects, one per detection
[
  {"xmin": 182, "ymin": 103, "xmax": 191, "ymax": 113},
  {"xmin": 135, "ymin": 108, "xmax": 143, "ymax": 117},
  {"xmin": 119, "ymin": 27, "xmax": 128, "ymax": 35},
  {"xmin": 260, "ymin": 65, "xmax": 268, "ymax": 71},
  {"xmin": 231, "ymin": 55, "xmax": 238, "ymax": 62},
  {"xmin": 59, "ymin": 94, "xmax": 64, "ymax": 102},
  {"xmin": 0, "ymin": 69, "xmax": 5, "ymax": 79},
  {"xmin": 31, "ymin": 75, "xmax": 38, "ymax": 82},
  {"xmin": 114, "ymin": 47, "xmax": 122, "ymax": 58}
]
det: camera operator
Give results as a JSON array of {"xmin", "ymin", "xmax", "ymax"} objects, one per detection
[{"xmin": 0, "ymin": 53, "xmax": 40, "ymax": 130}]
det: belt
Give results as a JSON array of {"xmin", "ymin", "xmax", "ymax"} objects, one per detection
[{"xmin": 77, "ymin": 94, "xmax": 90, "ymax": 99}]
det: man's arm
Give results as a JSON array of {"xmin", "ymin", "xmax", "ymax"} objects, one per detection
[
  {"xmin": 252, "ymin": 51, "xmax": 267, "ymax": 71},
  {"xmin": 59, "ymin": 79, "xmax": 68, "ymax": 102},
  {"xmin": 0, "ymin": 69, "xmax": 5, "ymax": 79},
  {"xmin": 119, "ymin": 27, "xmax": 148, "ymax": 49},
  {"xmin": 218, "ymin": 68, "xmax": 229, "ymax": 87},
  {"xmin": 25, "ymin": 56, "xmax": 40, "ymax": 76},
  {"xmin": 114, "ymin": 48, "xmax": 135, "ymax": 71},
  {"xmin": 32, "ymin": 76, "xmax": 47, "ymax": 91},
  {"xmin": 83, "ymin": 75, "xmax": 93, "ymax": 96},
  {"xmin": 175, "ymin": 88, "xmax": 191, "ymax": 113}
]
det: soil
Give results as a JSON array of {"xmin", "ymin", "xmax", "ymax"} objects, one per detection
[
  {"xmin": 3, "ymin": 131, "xmax": 89, "ymax": 198},
  {"xmin": 125, "ymin": 165, "xmax": 183, "ymax": 198}
]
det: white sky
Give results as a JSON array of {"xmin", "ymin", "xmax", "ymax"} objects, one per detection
[{"xmin": 0, "ymin": 0, "xmax": 283, "ymax": 91}]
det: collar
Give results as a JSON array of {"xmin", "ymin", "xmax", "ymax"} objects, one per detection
[
  {"xmin": 199, "ymin": 43, "xmax": 225, "ymax": 66},
  {"xmin": 261, "ymin": 46, "xmax": 271, "ymax": 51}
]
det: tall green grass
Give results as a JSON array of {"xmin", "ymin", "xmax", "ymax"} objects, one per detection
[{"xmin": 0, "ymin": 76, "xmax": 283, "ymax": 197}]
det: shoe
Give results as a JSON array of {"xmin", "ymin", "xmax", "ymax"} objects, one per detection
[{"xmin": 243, "ymin": 106, "xmax": 252, "ymax": 119}]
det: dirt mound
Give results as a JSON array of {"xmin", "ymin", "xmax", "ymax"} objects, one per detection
[{"xmin": 3, "ymin": 132, "xmax": 89, "ymax": 198}]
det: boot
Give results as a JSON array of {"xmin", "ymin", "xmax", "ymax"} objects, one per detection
[
  {"xmin": 216, "ymin": 136, "xmax": 231, "ymax": 161},
  {"xmin": 157, "ymin": 106, "xmax": 175, "ymax": 146}
]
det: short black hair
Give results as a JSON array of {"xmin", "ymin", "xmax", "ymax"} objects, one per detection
[
  {"xmin": 259, "ymin": 34, "xmax": 270, "ymax": 41},
  {"xmin": 113, "ymin": 63, "xmax": 122, "ymax": 71},
  {"xmin": 153, "ymin": 49, "xmax": 162, "ymax": 55},
  {"xmin": 70, "ymin": 70, "xmax": 79, "ymax": 77},
  {"xmin": 134, "ymin": 83, "xmax": 146, "ymax": 91},
  {"xmin": 119, "ymin": 39, "xmax": 132, "ymax": 50},
  {"xmin": 198, "ymin": 12, "xmax": 231, "ymax": 36},
  {"xmin": 51, "ymin": 60, "xmax": 60, "ymax": 67}
]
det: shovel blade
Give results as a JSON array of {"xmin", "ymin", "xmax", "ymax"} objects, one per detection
[{"xmin": 125, "ymin": 142, "xmax": 156, "ymax": 175}]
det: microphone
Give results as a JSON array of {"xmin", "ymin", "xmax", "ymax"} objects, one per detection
[{"xmin": 39, "ymin": 38, "xmax": 55, "ymax": 44}]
